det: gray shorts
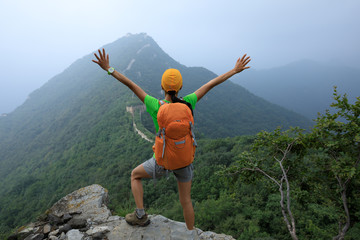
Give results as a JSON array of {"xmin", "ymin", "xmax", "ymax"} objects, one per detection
[{"xmin": 142, "ymin": 157, "xmax": 194, "ymax": 183}]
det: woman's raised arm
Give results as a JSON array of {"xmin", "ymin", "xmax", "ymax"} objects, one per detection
[
  {"xmin": 194, "ymin": 54, "xmax": 251, "ymax": 101},
  {"xmin": 92, "ymin": 48, "xmax": 147, "ymax": 103}
]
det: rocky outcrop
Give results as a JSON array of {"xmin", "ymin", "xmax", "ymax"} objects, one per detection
[{"xmin": 9, "ymin": 184, "xmax": 235, "ymax": 240}]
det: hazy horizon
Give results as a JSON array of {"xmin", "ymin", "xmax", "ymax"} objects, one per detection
[{"xmin": 1, "ymin": 0, "xmax": 359, "ymax": 114}]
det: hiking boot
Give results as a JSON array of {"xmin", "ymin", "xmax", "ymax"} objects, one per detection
[{"xmin": 125, "ymin": 211, "xmax": 150, "ymax": 226}]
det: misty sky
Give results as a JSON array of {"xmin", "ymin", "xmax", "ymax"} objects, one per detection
[{"xmin": 1, "ymin": 0, "xmax": 359, "ymax": 114}]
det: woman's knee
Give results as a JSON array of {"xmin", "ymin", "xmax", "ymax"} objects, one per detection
[
  {"xmin": 130, "ymin": 169, "xmax": 139, "ymax": 181},
  {"xmin": 131, "ymin": 164, "xmax": 151, "ymax": 180}
]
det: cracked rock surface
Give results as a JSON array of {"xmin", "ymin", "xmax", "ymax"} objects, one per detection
[{"xmin": 9, "ymin": 184, "xmax": 235, "ymax": 240}]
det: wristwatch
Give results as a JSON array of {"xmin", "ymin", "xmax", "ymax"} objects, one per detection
[{"xmin": 107, "ymin": 67, "xmax": 115, "ymax": 75}]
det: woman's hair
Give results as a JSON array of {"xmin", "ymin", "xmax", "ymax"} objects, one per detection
[{"xmin": 167, "ymin": 91, "xmax": 194, "ymax": 116}]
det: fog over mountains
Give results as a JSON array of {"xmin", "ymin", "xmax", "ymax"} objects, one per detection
[
  {"xmin": 3, "ymin": 43, "xmax": 359, "ymax": 123},
  {"xmin": 233, "ymin": 60, "xmax": 360, "ymax": 120}
]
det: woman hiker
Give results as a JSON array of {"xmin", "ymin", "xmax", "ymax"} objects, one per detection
[{"xmin": 92, "ymin": 48, "xmax": 251, "ymax": 230}]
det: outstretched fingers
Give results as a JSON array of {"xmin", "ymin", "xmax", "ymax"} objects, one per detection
[
  {"xmin": 94, "ymin": 48, "xmax": 106, "ymax": 60},
  {"xmin": 241, "ymin": 54, "xmax": 251, "ymax": 64},
  {"xmin": 94, "ymin": 53, "xmax": 100, "ymax": 61},
  {"xmin": 234, "ymin": 54, "xmax": 251, "ymax": 73},
  {"xmin": 244, "ymin": 57, "xmax": 251, "ymax": 66},
  {"xmin": 92, "ymin": 48, "xmax": 110, "ymax": 71},
  {"xmin": 92, "ymin": 52, "xmax": 100, "ymax": 64},
  {"xmin": 240, "ymin": 54, "xmax": 247, "ymax": 62}
]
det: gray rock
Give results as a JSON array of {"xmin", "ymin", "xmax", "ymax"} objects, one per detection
[
  {"xmin": 23, "ymin": 234, "xmax": 35, "ymax": 240},
  {"xmin": 198, "ymin": 231, "xmax": 236, "ymax": 240},
  {"xmin": 58, "ymin": 224, "xmax": 71, "ymax": 234},
  {"xmin": 24, "ymin": 233, "xmax": 44, "ymax": 240},
  {"xmin": 48, "ymin": 214, "xmax": 63, "ymax": 225},
  {"xmin": 48, "ymin": 184, "xmax": 110, "ymax": 223},
  {"xmin": 19, "ymin": 226, "xmax": 35, "ymax": 234},
  {"xmin": 59, "ymin": 232, "xmax": 66, "ymax": 240},
  {"xmin": 68, "ymin": 218, "xmax": 87, "ymax": 229},
  {"xmin": 43, "ymin": 224, "xmax": 51, "ymax": 234},
  {"xmin": 107, "ymin": 216, "xmax": 121, "ymax": 222},
  {"xmin": 15, "ymin": 184, "xmax": 235, "ymax": 240},
  {"xmin": 49, "ymin": 229, "xmax": 59, "ymax": 236},
  {"xmin": 103, "ymin": 214, "xmax": 235, "ymax": 240},
  {"xmin": 66, "ymin": 229, "xmax": 84, "ymax": 240},
  {"xmin": 62, "ymin": 213, "xmax": 72, "ymax": 222},
  {"xmin": 107, "ymin": 215, "xmax": 199, "ymax": 240},
  {"xmin": 86, "ymin": 226, "xmax": 111, "ymax": 235},
  {"xmin": 92, "ymin": 232, "xmax": 106, "ymax": 240}
]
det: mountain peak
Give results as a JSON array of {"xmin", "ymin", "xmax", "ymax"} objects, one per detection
[{"xmin": 125, "ymin": 32, "xmax": 150, "ymax": 38}]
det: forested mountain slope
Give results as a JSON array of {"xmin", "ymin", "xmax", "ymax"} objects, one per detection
[{"xmin": 0, "ymin": 33, "xmax": 311, "ymax": 237}]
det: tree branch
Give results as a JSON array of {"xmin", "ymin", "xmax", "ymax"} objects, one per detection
[
  {"xmin": 279, "ymin": 160, "xmax": 296, "ymax": 237},
  {"xmin": 242, "ymin": 167, "xmax": 281, "ymax": 187},
  {"xmin": 333, "ymin": 179, "xmax": 351, "ymax": 240},
  {"xmin": 279, "ymin": 180, "xmax": 292, "ymax": 233}
]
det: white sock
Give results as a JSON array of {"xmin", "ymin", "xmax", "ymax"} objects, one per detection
[{"xmin": 136, "ymin": 208, "xmax": 145, "ymax": 218}]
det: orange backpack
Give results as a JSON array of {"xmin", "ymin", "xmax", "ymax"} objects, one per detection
[{"xmin": 153, "ymin": 100, "xmax": 197, "ymax": 170}]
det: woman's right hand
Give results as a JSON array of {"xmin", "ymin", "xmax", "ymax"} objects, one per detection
[
  {"xmin": 233, "ymin": 54, "xmax": 251, "ymax": 73},
  {"xmin": 92, "ymin": 48, "xmax": 110, "ymax": 71}
]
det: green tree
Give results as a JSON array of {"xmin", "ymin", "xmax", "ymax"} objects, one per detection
[
  {"xmin": 307, "ymin": 87, "xmax": 360, "ymax": 240},
  {"xmin": 223, "ymin": 87, "xmax": 360, "ymax": 239},
  {"xmin": 223, "ymin": 127, "xmax": 305, "ymax": 240}
]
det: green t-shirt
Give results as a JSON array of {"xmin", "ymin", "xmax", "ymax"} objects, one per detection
[{"xmin": 144, "ymin": 93, "xmax": 198, "ymax": 133}]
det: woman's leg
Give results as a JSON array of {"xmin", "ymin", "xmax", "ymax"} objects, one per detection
[
  {"xmin": 177, "ymin": 180, "xmax": 195, "ymax": 230},
  {"xmin": 125, "ymin": 163, "xmax": 152, "ymax": 226},
  {"xmin": 131, "ymin": 164, "xmax": 151, "ymax": 209}
]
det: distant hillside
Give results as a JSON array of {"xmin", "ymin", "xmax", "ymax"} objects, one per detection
[
  {"xmin": 0, "ymin": 33, "xmax": 311, "ymax": 236},
  {"xmin": 233, "ymin": 60, "xmax": 360, "ymax": 120}
]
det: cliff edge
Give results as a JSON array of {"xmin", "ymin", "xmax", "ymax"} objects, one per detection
[{"xmin": 8, "ymin": 184, "xmax": 235, "ymax": 240}]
